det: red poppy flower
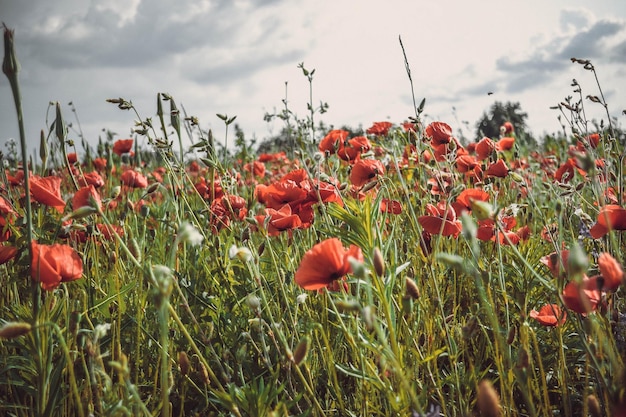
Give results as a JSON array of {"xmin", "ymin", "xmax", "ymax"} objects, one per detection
[
  {"xmin": 540, "ymin": 250, "xmax": 570, "ymax": 278},
  {"xmin": 366, "ymin": 121, "xmax": 393, "ymax": 136},
  {"xmin": 424, "ymin": 121, "xmax": 453, "ymax": 145},
  {"xmin": 501, "ymin": 122, "xmax": 514, "ymax": 134},
  {"xmin": 255, "ymin": 204, "xmax": 303, "ymax": 236},
  {"xmin": 380, "ymin": 198, "xmax": 402, "ymax": 214},
  {"xmin": 455, "ymin": 188, "xmax": 490, "ymax": 214},
  {"xmin": 113, "ymin": 139, "xmax": 134, "ymax": 156},
  {"xmin": 349, "ymin": 159, "xmax": 385, "ymax": 187},
  {"xmin": 30, "ymin": 175, "xmax": 66, "ymax": 213},
  {"xmin": 418, "ymin": 203, "xmax": 462, "ymax": 237},
  {"xmin": 121, "ymin": 170, "xmax": 148, "ymax": 188},
  {"xmin": 529, "ymin": 304, "xmax": 567, "ymax": 327},
  {"xmin": 79, "ymin": 171, "xmax": 105, "ymax": 188},
  {"xmin": 6, "ymin": 169, "xmax": 24, "ymax": 186},
  {"xmin": 319, "ymin": 130, "xmax": 349, "ymax": 154},
  {"xmin": 337, "ymin": 136, "xmax": 371, "ymax": 161},
  {"xmin": 562, "ymin": 276, "xmax": 601, "ymax": 314},
  {"xmin": 496, "ymin": 136, "xmax": 515, "ymax": 151},
  {"xmin": 455, "ymin": 154, "xmax": 479, "ymax": 173},
  {"xmin": 243, "ymin": 160, "xmax": 266, "ymax": 178},
  {"xmin": 475, "ymin": 137, "xmax": 497, "ymax": 161},
  {"xmin": 294, "ymin": 238, "xmax": 363, "ymax": 290},
  {"xmin": 485, "ymin": 159, "xmax": 509, "ymax": 178},
  {"xmin": 589, "ymin": 205, "xmax": 626, "ymax": 239},
  {"xmin": 92, "ymin": 157, "xmax": 108, "ymax": 172},
  {"xmin": 31, "ymin": 241, "xmax": 83, "ymax": 291},
  {"xmin": 0, "ymin": 245, "xmax": 17, "ymax": 265},
  {"xmin": 597, "ymin": 252, "xmax": 623, "ymax": 291},
  {"xmin": 67, "ymin": 153, "xmax": 78, "ymax": 164},
  {"xmin": 72, "ymin": 185, "xmax": 102, "ymax": 211}
]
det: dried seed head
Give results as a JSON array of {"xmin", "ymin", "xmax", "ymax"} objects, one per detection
[
  {"xmin": 0, "ymin": 322, "xmax": 31, "ymax": 339},
  {"xmin": 198, "ymin": 361, "xmax": 210, "ymax": 385},
  {"xmin": 405, "ymin": 277, "xmax": 420, "ymax": 300},
  {"xmin": 178, "ymin": 351, "xmax": 190, "ymax": 377},
  {"xmin": 293, "ymin": 335, "xmax": 311, "ymax": 365},
  {"xmin": 477, "ymin": 379, "xmax": 501, "ymax": 417},
  {"xmin": 506, "ymin": 326, "xmax": 516, "ymax": 345},
  {"xmin": 373, "ymin": 247, "xmax": 385, "ymax": 277}
]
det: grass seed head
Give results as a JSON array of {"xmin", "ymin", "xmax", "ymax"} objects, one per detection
[{"xmin": 477, "ymin": 379, "xmax": 501, "ymax": 417}]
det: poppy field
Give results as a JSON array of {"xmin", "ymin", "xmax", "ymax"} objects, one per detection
[{"xmin": 2, "ymin": 26, "xmax": 626, "ymax": 417}]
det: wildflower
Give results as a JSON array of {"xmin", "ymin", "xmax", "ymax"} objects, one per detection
[
  {"xmin": 589, "ymin": 205, "xmax": 626, "ymax": 239},
  {"xmin": 92, "ymin": 157, "xmax": 108, "ymax": 172},
  {"xmin": 112, "ymin": 139, "xmax": 134, "ymax": 156},
  {"xmin": 496, "ymin": 136, "xmax": 515, "ymax": 151},
  {"xmin": 30, "ymin": 175, "xmax": 66, "ymax": 213},
  {"xmin": 78, "ymin": 171, "xmax": 105, "ymax": 188},
  {"xmin": 0, "ymin": 245, "xmax": 17, "ymax": 264},
  {"xmin": 255, "ymin": 204, "xmax": 302, "ymax": 236},
  {"xmin": 562, "ymin": 276, "xmax": 601, "ymax": 314},
  {"xmin": 475, "ymin": 137, "xmax": 497, "ymax": 160},
  {"xmin": 296, "ymin": 293, "xmax": 308, "ymax": 305},
  {"xmin": 228, "ymin": 244, "xmax": 253, "ymax": 262},
  {"xmin": 319, "ymin": 129, "xmax": 349, "ymax": 154},
  {"xmin": 294, "ymin": 238, "xmax": 363, "ymax": 290},
  {"xmin": 597, "ymin": 252, "xmax": 623, "ymax": 291},
  {"xmin": 72, "ymin": 185, "xmax": 102, "ymax": 211},
  {"xmin": 349, "ymin": 159, "xmax": 385, "ymax": 187},
  {"xmin": 337, "ymin": 136, "xmax": 371, "ymax": 161},
  {"xmin": 485, "ymin": 159, "xmax": 509, "ymax": 178},
  {"xmin": 67, "ymin": 152, "xmax": 78, "ymax": 164},
  {"xmin": 178, "ymin": 222, "xmax": 204, "ymax": 246},
  {"xmin": 31, "ymin": 240, "xmax": 83, "ymax": 291},
  {"xmin": 424, "ymin": 121, "xmax": 453, "ymax": 145},
  {"xmin": 380, "ymin": 198, "xmax": 402, "ymax": 214},
  {"xmin": 501, "ymin": 121, "xmax": 514, "ymax": 134},
  {"xmin": 120, "ymin": 169, "xmax": 148, "ymax": 188},
  {"xmin": 418, "ymin": 203, "xmax": 462, "ymax": 238},
  {"xmin": 529, "ymin": 304, "xmax": 567, "ymax": 326},
  {"xmin": 366, "ymin": 121, "xmax": 393, "ymax": 136},
  {"xmin": 540, "ymin": 250, "xmax": 570, "ymax": 278}
]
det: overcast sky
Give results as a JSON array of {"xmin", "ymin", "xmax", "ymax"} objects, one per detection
[{"xmin": 1, "ymin": 0, "xmax": 625, "ymax": 156}]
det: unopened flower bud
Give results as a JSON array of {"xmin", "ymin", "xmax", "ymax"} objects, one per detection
[
  {"xmin": 373, "ymin": 247, "xmax": 385, "ymax": 277},
  {"xmin": 0, "ymin": 322, "xmax": 32, "ymax": 339},
  {"xmin": 178, "ymin": 351, "xmax": 190, "ymax": 377},
  {"xmin": 477, "ymin": 379, "xmax": 502, "ymax": 417},
  {"xmin": 293, "ymin": 335, "xmax": 311, "ymax": 365}
]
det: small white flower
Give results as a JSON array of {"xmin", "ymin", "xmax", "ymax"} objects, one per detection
[
  {"xmin": 179, "ymin": 222, "xmax": 204, "ymax": 246},
  {"xmin": 94, "ymin": 323, "xmax": 111, "ymax": 340},
  {"xmin": 296, "ymin": 293, "xmax": 308, "ymax": 305},
  {"xmin": 228, "ymin": 244, "xmax": 253, "ymax": 262}
]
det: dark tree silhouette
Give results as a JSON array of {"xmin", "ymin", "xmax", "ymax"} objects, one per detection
[{"xmin": 475, "ymin": 101, "xmax": 530, "ymax": 141}]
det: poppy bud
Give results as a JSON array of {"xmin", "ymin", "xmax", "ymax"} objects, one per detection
[
  {"xmin": 405, "ymin": 277, "xmax": 420, "ymax": 300},
  {"xmin": 293, "ymin": 335, "xmax": 311, "ymax": 365},
  {"xmin": 477, "ymin": 379, "xmax": 502, "ymax": 417},
  {"xmin": 178, "ymin": 351, "xmax": 190, "ymax": 377},
  {"xmin": 0, "ymin": 322, "xmax": 32, "ymax": 339},
  {"xmin": 373, "ymin": 247, "xmax": 385, "ymax": 277},
  {"xmin": 567, "ymin": 242, "xmax": 588, "ymax": 280},
  {"xmin": 587, "ymin": 395, "xmax": 602, "ymax": 417}
]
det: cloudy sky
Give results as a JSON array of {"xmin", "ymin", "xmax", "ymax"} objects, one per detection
[{"xmin": 1, "ymin": 0, "xmax": 625, "ymax": 155}]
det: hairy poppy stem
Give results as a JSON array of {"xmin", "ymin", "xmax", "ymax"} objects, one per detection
[{"xmin": 2, "ymin": 24, "xmax": 39, "ymax": 326}]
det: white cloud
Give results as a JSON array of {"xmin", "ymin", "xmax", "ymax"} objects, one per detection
[{"xmin": 1, "ymin": 0, "xmax": 625, "ymax": 155}]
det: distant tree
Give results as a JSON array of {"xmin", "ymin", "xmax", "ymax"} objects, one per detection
[{"xmin": 475, "ymin": 101, "xmax": 530, "ymax": 141}]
